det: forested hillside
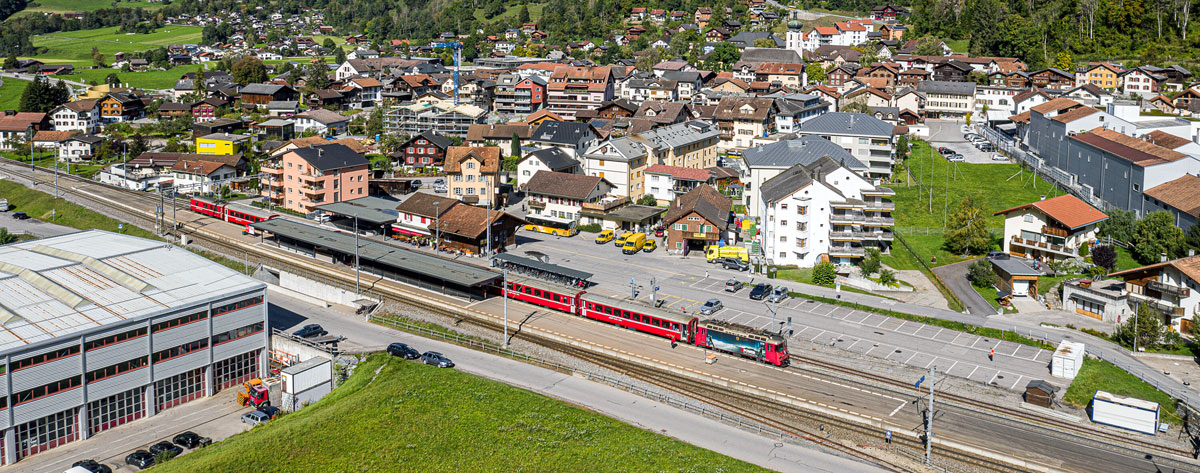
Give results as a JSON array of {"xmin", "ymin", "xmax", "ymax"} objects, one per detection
[{"xmin": 803, "ymin": 0, "xmax": 1198, "ymax": 69}]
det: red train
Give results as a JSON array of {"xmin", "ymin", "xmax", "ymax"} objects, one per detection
[
  {"xmin": 189, "ymin": 196, "xmax": 279, "ymax": 228},
  {"xmin": 504, "ymin": 276, "xmax": 789, "ymax": 366}
]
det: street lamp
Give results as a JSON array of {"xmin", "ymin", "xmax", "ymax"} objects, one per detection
[
  {"xmin": 26, "ymin": 125, "xmax": 34, "ymax": 171},
  {"xmin": 354, "ymin": 214, "xmax": 361, "ymax": 295},
  {"xmin": 433, "ymin": 201, "xmax": 440, "ymax": 255}
]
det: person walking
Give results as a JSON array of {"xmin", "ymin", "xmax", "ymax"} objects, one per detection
[{"xmin": 989, "ymin": 348, "xmax": 995, "ymax": 362}]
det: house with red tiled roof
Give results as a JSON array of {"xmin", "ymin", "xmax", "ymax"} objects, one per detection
[
  {"xmin": 994, "ymin": 194, "xmax": 1107, "ymax": 262},
  {"xmin": 1108, "ymin": 253, "xmax": 1200, "ymax": 333},
  {"xmin": 170, "ymin": 159, "xmax": 237, "ymax": 194},
  {"xmin": 643, "ymin": 164, "xmax": 716, "ymax": 205}
]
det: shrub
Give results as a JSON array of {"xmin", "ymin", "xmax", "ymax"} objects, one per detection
[
  {"xmin": 1078, "ymin": 241, "xmax": 1090, "ymax": 257},
  {"xmin": 812, "ymin": 261, "xmax": 837, "ymax": 287},
  {"xmin": 1091, "ymin": 245, "xmax": 1117, "ymax": 271},
  {"xmin": 577, "ymin": 223, "xmax": 602, "ymax": 233},
  {"xmin": 879, "ymin": 268, "xmax": 898, "ymax": 286},
  {"xmin": 966, "ymin": 259, "xmax": 996, "ymax": 288}
]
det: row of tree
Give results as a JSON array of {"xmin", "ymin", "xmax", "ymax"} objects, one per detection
[{"xmin": 1099, "ymin": 209, "xmax": 1200, "ymax": 264}]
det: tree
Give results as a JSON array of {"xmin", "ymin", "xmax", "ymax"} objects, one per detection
[
  {"xmin": 1052, "ymin": 51, "xmax": 1073, "ymax": 71},
  {"xmin": 943, "ymin": 196, "xmax": 992, "ymax": 255},
  {"xmin": 636, "ymin": 195, "xmax": 657, "ymax": 206},
  {"xmin": 231, "ymin": 56, "xmax": 268, "ymax": 86},
  {"xmin": 805, "ymin": 62, "xmax": 826, "ymax": 83},
  {"xmin": 1099, "ymin": 208, "xmax": 1137, "ymax": 242},
  {"xmin": 812, "ymin": 261, "xmax": 838, "ymax": 287},
  {"xmin": 322, "ymin": 38, "xmax": 336, "ymax": 50},
  {"xmin": 18, "ymin": 75, "xmax": 70, "ymax": 113},
  {"xmin": 702, "ymin": 42, "xmax": 740, "ymax": 71},
  {"xmin": 967, "ymin": 259, "xmax": 997, "ymax": 287},
  {"xmin": 879, "ymin": 268, "xmax": 898, "ymax": 287},
  {"xmin": 1132, "ymin": 210, "xmax": 1186, "ymax": 263},
  {"xmin": 91, "ymin": 47, "xmax": 105, "ymax": 67},
  {"xmin": 896, "ymin": 135, "xmax": 909, "ymax": 161},
  {"xmin": 306, "ymin": 60, "xmax": 331, "ymax": 90},
  {"xmin": 334, "ymin": 47, "xmax": 346, "ymax": 65},
  {"xmin": 3, "ymin": 53, "xmax": 16, "ymax": 70},
  {"xmin": 914, "ymin": 38, "xmax": 945, "ymax": 56},
  {"xmin": 753, "ymin": 38, "xmax": 776, "ymax": 48},
  {"xmin": 517, "ymin": 4, "xmax": 530, "ymax": 23},
  {"xmin": 510, "ymin": 132, "xmax": 520, "ymax": 158},
  {"xmin": 1185, "ymin": 223, "xmax": 1200, "ymax": 254},
  {"xmin": 105, "ymin": 73, "xmax": 122, "ymax": 86},
  {"xmin": 0, "ymin": 227, "xmax": 15, "ymax": 245},
  {"xmin": 1113, "ymin": 303, "xmax": 1171, "ymax": 350},
  {"xmin": 1091, "ymin": 245, "xmax": 1118, "ymax": 272},
  {"xmin": 634, "ymin": 48, "xmax": 662, "ymax": 72},
  {"xmin": 860, "ymin": 248, "xmax": 882, "ymax": 277}
]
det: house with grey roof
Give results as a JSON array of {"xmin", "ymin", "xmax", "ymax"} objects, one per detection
[
  {"xmin": 581, "ymin": 137, "xmax": 650, "ymax": 199},
  {"xmin": 797, "ymin": 112, "xmax": 898, "ymax": 179},
  {"xmin": 758, "ymin": 152, "xmax": 896, "ymax": 267},
  {"xmin": 632, "ymin": 120, "xmax": 721, "ymax": 169},
  {"xmin": 529, "ymin": 121, "xmax": 597, "ymax": 159},
  {"xmin": 741, "ymin": 135, "xmax": 866, "ymax": 217},
  {"xmin": 516, "ymin": 147, "xmax": 581, "ymax": 190},
  {"xmin": 768, "ymin": 93, "xmax": 831, "ymax": 133},
  {"xmin": 916, "ymin": 80, "xmax": 976, "ymax": 118}
]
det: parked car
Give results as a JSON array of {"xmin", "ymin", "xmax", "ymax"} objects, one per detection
[
  {"xmin": 725, "ymin": 279, "xmax": 742, "ymax": 292},
  {"xmin": 241, "ymin": 410, "xmax": 270, "ymax": 426},
  {"xmin": 421, "ymin": 351, "xmax": 454, "ymax": 368},
  {"xmin": 410, "ymin": 180, "xmax": 422, "ymax": 189},
  {"xmin": 937, "ymin": 147, "xmax": 953, "ymax": 155},
  {"xmin": 71, "ymin": 460, "xmax": 112, "ymax": 473},
  {"xmin": 721, "ymin": 257, "xmax": 749, "ymax": 271},
  {"xmin": 387, "ymin": 342, "xmax": 420, "ymax": 359},
  {"xmin": 947, "ymin": 154, "xmax": 965, "ymax": 162},
  {"xmin": 991, "ymin": 154, "xmax": 1009, "ymax": 161},
  {"xmin": 987, "ymin": 251, "xmax": 1010, "ymax": 260},
  {"xmin": 642, "ymin": 239, "xmax": 657, "ymax": 252},
  {"xmin": 767, "ymin": 286, "xmax": 789, "ymax": 303},
  {"xmin": 292, "ymin": 324, "xmax": 327, "ymax": 338},
  {"xmin": 594, "ymin": 229, "xmax": 614, "ymax": 244},
  {"xmin": 258, "ymin": 405, "xmax": 280, "ymax": 419},
  {"xmin": 433, "ymin": 179, "xmax": 447, "ymax": 193},
  {"xmin": 977, "ymin": 143, "xmax": 995, "ymax": 152},
  {"xmin": 124, "ymin": 450, "xmax": 154, "ymax": 469},
  {"xmin": 698, "ymin": 298, "xmax": 723, "ymax": 315},
  {"xmin": 11, "ymin": 212, "xmax": 28, "ymax": 220},
  {"xmin": 172, "ymin": 431, "xmax": 211, "ymax": 449},
  {"xmin": 148, "ymin": 440, "xmax": 183, "ymax": 458},
  {"xmin": 749, "ymin": 283, "xmax": 772, "ymax": 301}
]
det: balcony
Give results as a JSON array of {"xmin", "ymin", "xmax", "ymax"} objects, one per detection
[
  {"xmin": 830, "ymin": 213, "xmax": 863, "ymax": 224},
  {"xmin": 863, "ymin": 186, "xmax": 896, "ymax": 196},
  {"xmin": 1148, "ymin": 280, "xmax": 1192, "ymax": 297},
  {"xmin": 581, "ymin": 196, "xmax": 629, "ymax": 212},
  {"xmin": 864, "ymin": 201, "xmax": 895, "ymax": 211},
  {"xmin": 829, "ymin": 246, "xmax": 866, "ymax": 257},
  {"xmin": 1010, "ymin": 236, "xmax": 1077, "ymax": 257},
  {"xmin": 862, "ymin": 216, "xmax": 894, "ymax": 226},
  {"xmin": 830, "ymin": 200, "xmax": 865, "ymax": 209},
  {"xmin": 262, "ymin": 189, "xmax": 283, "ymax": 200},
  {"xmin": 301, "ymin": 185, "xmax": 324, "ymax": 197},
  {"xmin": 528, "ymin": 200, "xmax": 546, "ymax": 209},
  {"xmin": 830, "ymin": 231, "xmax": 868, "ymax": 241},
  {"xmin": 261, "ymin": 166, "xmax": 283, "ymax": 175},
  {"xmin": 1041, "ymin": 225, "xmax": 1069, "ymax": 238}
]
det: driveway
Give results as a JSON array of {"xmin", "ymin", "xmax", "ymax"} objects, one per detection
[
  {"xmin": 925, "ymin": 120, "xmax": 999, "ymax": 164},
  {"xmin": 1, "ymin": 212, "xmax": 76, "ymax": 238},
  {"xmin": 930, "ymin": 258, "xmax": 996, "ymax": 316}
]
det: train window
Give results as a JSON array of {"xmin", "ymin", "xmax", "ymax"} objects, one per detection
[
  {"xmin": 552, "ymin": 294, "xmax": 560, "ymax": 303},
  {"xmin": 603, "ymin": 306, "xmax": 612, "ymax": 315}
]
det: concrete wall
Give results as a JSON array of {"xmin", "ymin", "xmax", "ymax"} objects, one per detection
[
  {"xmin": 270, "ymin": 335, "xmax": 338, "ymax": 365},
  {"xmin": 279, "ymin": 271, "xmax": 363, "ymax": 307}
]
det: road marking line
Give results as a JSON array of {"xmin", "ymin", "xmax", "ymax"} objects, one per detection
[
  {"xmin": 903, "ymin": 353, "xmax": 917, "ymax": 365},
  {"xmin": 874, "ymin": 317, "xmax": 887, "ymax": 327},
  {"xmin": 896, "ymin": 321, "xmax": 907, "ymax": 332},
  {"xmin": 809, "ymin": 330, "xmax": 826, "ymax": 341},
  {"xmin": 1010, "ymin": 375, "xmax": 1024, "ymax": 390},
  {"xmin": 1011, "ymin": 345, "xmax": 1020, "ymax": 357},
  {"xmin": 967, "ymin": 366, "xmax": 979, "ymax": 379},
  {"xmin": 946, "ymin": 360, "xmax": 958, "ymax": 374},
  {"xmin": 987, "ymin": 372, "xmax": 999, "ymax": 385},
  {"xmin": 889, "ymin": 401, "xmax": 906, "ymax": 417}
]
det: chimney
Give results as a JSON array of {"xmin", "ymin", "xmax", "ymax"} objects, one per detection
[
  {"xmin": 1039, "ymin": 195, "xmax": 1045, "ymax": 200},
  {"xmin": 1191, "ymin": 249, "xmax": 1196, "ymax": 257},
  {"xmin": 1161, "ymin": 252, "xmax": 1168, "ymax": 263}
]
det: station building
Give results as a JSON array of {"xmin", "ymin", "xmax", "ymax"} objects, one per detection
[{"xmin": 0, "ymin": 230, "xmax": 268, "ymax": 465}]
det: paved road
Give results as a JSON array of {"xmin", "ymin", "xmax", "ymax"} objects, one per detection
[
  {"xmin": 0, "ymin": 212, "xmax": 76, "ymax": 238},
  {"xmin": 931, "ymin": 258, "xmax": 996, "ymax": 316},
  {"xmin": 267, "ymin": 291, "xmax": 892, "ymax": 473}
]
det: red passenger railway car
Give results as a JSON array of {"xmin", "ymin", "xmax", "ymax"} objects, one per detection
[
  {"xmin": 189, "ymin": 196, "xmax": 278, "ymax": 228},
  {"xmin": 502, "ymin": 276, "xmax": 788, "ymax": 366}
]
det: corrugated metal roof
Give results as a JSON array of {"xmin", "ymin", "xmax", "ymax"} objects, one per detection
[{"xmin": 0, "ymin": 230, "xmax": 264, "ymax": 355}]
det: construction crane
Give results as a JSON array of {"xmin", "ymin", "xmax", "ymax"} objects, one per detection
[{"xmin": 432, "ymin": 41, "xmax": 463, "ymax": 105}]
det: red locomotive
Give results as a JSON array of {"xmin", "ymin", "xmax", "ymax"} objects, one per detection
[{"xmin": 503, "ymin": 276, "xmax": 789, "ymax": 366}]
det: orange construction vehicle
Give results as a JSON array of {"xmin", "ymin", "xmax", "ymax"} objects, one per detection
[{"xmin": 236, "ymin": 379, "xmax": 270, "ymax": 407}]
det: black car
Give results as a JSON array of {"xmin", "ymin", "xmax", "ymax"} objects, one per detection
[
  {"xmin": 11, "ymin": 212, "xmax": 28, "ymax": 220},
  {"xmin": 172, "ymin": 431, "xmax": 211, "ymax": 449},
  {"xmin": 987, "ymin": 251, "xmax": 1010, "ymax": 260},
  {"xmin": 72, "ymin": 460, "xmax": 112, "ymax": 473},
  {"xmin": 258, "ymin": 405, "xmax": 281, "ymax": 419},
  {"xmin": 387, "ymin": 342, "xmax": 420, "ymax": 359},
  {"xmin": 721, "ymin": 257, "xmax": 749, "ymax": 271},
  {"xmin": 421, "ymin": 351, "xmax": 454, "ymax": 368},
  {"xmin": 148, "ymin": 440, "xmax": 183, "ymax": 457},
  {"xmin": 292, "ymin": 324, "xmax": 327, "ymax": 338},
  {"xmin": 125, "ymin": 450, "xmax": 155, "ymax": 469},
  {"xmin": 749, "ymin": 283, "xmax": 772, "ymax": 301}
]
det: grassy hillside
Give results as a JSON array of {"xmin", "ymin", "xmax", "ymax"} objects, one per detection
[
  {"xmin": 30, "ymin": 25, "xmax": 203, "ymax": 63},
  {"xmin": 152, "ymin": 354, "xmax": 768, "ymax": 472},
  {"xmin": 0, "ymin": 78, "xmax": 30, "ymax": 111},
  {"xmin": 474, "ymin": 2, "xmax": 546, "ymax": 23},
  {"xmin": 9, "ymin": 0, "xmax": 161, "ymax": 18}
]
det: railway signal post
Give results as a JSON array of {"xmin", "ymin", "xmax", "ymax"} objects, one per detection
[{"xmin": 917, "ymin": 365, "xmax": 935, "ymax": 465}]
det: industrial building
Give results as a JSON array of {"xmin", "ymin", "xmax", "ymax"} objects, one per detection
[{"xmin": 0, "ymin": 230, "xmax": 268, "ymax": 465}]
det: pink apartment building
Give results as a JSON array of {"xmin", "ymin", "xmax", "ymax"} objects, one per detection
[{"xmin": 262, "ymin": 143, "xmax": 371, "ymax": 214}]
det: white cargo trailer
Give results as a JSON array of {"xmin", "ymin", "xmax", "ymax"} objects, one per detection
[
  {"xmin": 1090, "ymin": 390, "xmax": 1159, "ymax": 435},
  {"xmin": 1051, "ymin": 341, "xmax": 1084, "ymax": 379},
  {"xmin": 281, "ymin": 357, "xmax": 333, "ymax": 412}
]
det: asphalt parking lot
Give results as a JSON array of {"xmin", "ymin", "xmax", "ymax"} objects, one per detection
[{"xmin": 925, "ymin": 120, "xmax": 1006, "ymax": 164}]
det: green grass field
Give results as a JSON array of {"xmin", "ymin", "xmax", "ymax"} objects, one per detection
[
  {"xmin": 74, "ymin": 65, "xmax": 199, "ymax": 89},
  {"xmin": 890, "ymin": 141, "xmax": 1061, "ymax": 267},
  {"xmin": 1063, "ymin": 358, "xmax": 1180, "ymax": 425},
  {"xmin": 10, "ymin": 0, "xmax": 161, "ymax": 18},
  {"xmin": 944, "ymin": 39, "xmax": 969, "ymax": 54},
  {"xmin": 152, "ymin": 354, "xmax": 767, "ymax": 472},
  {"xmin": 0, "ymin": 179, "xmax": 157, "ymax": 239},
  {"xmin": 0, "ymin": 79, "xmax": 30, "ymax": 111},
  {"xmin": 30, "ymin": 26, "xmax": 203, "ymax": 63}
]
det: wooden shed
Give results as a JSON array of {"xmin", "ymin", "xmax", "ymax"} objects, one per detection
[{"xmin": 1024, "ymin": 380, "xmax": 1058, "ymax": 408}]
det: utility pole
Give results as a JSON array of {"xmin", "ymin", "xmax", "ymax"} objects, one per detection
[
  {"xmin": 502, "ymin": 266, "xmax": 509, "ymax": 348},
  {"xmin": 629, "ymin": 277, "xmax": 637, "ymax": 298},
  {"xmin": 434, "ymin": 201, "xmax": 440, "ymax": 255},
  {"xmin": 486, "ymin": 180, "xmax": 492, "ymax": 258},
  {"xmin": 769, "ymin": 296, "xmax": 778, "ymax": 331},
  {"xmin": 354, "ymin": 215, "xmax": 361, "ymax": 295},
  {"xmin": 27, "ymin": 125, "xmax": 34, "ymax": 171},
  {"xmin": 925, "ymin": 365, "xmax": 935, "ymax": 465},
  {"xmin": 650, "ymin": 276, "xmax": 658, "ymax": 306}
]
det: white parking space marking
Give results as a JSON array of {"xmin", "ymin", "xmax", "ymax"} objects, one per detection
[{"xmin": 889, "ymin": 401, "xmax": 906, "ymax": 417}]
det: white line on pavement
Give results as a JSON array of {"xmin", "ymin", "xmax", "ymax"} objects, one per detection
[{"xmin": 889, "ymin": 401, "xmax": 906, "ymax": 417}]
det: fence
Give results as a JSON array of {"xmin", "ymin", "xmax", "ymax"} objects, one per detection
[
  {"xmin": 893, "ymin": 226, "xmax": 1003, "ymax": 237},
  {"xmin": 892, "ymin": 231, "xmax": 966, "ymax": 312}
]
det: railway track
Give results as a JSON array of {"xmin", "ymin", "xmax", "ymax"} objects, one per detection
[{"xmin": 2, "ymin": 160, "xmax": 1194, "ymax": 471}]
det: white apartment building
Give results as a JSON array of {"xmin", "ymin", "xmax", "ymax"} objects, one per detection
[
  {"xmin": 580, "ymin": 137, "xmax": 649, "ymax": 200},
  {"xmin": 49, "ymin": 100, "xmax": 99, "ymax": 133},
  {"xmin": 759, "ymin": 157, "xmax": 895, "ymax": 267},
  {"xmin": 917, "ymin": 80, "xmax": 976, "ymax": 118},
  {"xmin": 796, "ymin": 112, "xmax": 897, "ymax": 179},
  {"xmin": 741, "ymin": 135, "xmax": 868, "ymax": 217}
]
